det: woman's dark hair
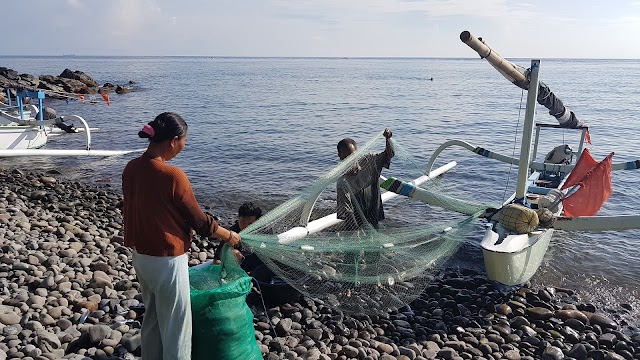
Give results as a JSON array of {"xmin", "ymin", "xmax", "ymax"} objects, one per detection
[
  {"xmin": 238, "ymin": 202, "xmax": 262, "ymax": 219},
  {"xmin": 139, "ymin": 112, "xmax": 188, "ymax": 143}
]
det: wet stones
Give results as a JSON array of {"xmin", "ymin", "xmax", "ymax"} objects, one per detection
[
  {"xmin": 1, "ymin": 167, "xmax": 639, "ymax": 360},
  {"xmin": 526, "ymin": 307, "xmax": 554, "ymax": 320}
]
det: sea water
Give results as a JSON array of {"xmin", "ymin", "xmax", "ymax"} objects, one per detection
[{"xmin": 2, "ymin": 56, "xmax": 639, "ymax": 325}]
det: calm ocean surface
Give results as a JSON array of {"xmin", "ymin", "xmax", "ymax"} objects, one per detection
[{"xmin": 2, "ymin": 56, "xmax": 640, "ymax": 325}]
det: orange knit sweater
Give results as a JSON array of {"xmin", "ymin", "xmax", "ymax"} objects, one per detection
[{"xmin": 122, "ymin": 153, "xmax": 218, "ymax": 256}]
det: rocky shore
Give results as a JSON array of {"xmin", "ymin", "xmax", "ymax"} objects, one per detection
[
  {"xmin": 0, "ymin": 67, "xmax": 133, "ymax": 104},
  {"xmin": 0, "ymin": 167, "xmax": 639, "ymax": 360}
]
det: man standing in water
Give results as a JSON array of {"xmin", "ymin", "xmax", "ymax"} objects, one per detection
[
  {"xmin": 336, "ymin": 128, "xmax": 394, "ymax": 230},
  {"xmin": 335, "ymin": 129, "xmax": 413, "ymax": 314},
  {"xmin": 335, "ymin": 129, "xmax": 394, "ymax": 276}
]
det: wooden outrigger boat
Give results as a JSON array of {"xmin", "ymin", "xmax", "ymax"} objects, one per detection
[
  {"xmin": 421, "ymin": 31, "xmax": 640, "ymax": 286},
  {"xmin": 0, "ymin": 89, "xmax": 141, "ymax": 157},
  {"xmin": 379, "ymin": 31, "xmax": 640, "ymax": 286}
]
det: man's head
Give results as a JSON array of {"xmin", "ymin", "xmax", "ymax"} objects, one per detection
[
  {"xmin": 337, "ymin": 138, "xmax": 357, "ymax": 161},
  {"xmin": 238, "ymin": 202, "xmax": 263, "ymax": 230}
]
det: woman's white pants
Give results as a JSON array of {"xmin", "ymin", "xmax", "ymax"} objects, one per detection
[{"xmin": 132, "ymin": 250, "xmax": 192, "ymax": 360}]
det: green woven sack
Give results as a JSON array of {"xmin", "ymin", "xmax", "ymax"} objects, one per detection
[{"xmin": 190, "ymin": 245, "xmax": 262, "ymax": 360}]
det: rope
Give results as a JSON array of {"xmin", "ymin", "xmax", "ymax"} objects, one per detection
[
  {"xmin": 502, "ymin": 89, "xmax": 526, "ymax": 204},
  {"xmin": 251, "ymin": 278, "xmax": 284, "ymax": 352}
]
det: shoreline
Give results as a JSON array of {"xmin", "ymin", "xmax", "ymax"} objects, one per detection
[{"xmin": 0, "ymin": 166, "xmax": 638, "ymax": 360}]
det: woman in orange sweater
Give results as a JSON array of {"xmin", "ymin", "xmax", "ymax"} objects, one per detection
[{"xmin": 122, "ymin": 112, "xmax": 240, "ymax": 360}]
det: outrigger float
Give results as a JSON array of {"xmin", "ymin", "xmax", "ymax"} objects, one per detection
[{"xmin": 0, "ymin": 89, "xmax": 141, "ymax": 157}]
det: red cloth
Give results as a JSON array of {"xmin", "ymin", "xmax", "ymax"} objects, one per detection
[
  {"xmin": 122, "ymin": 153, "xmax": 218, "ymax": 256},
  {"xmin": 563, "ymin": 152, "xmax": 614, "ymax": 217},
  {"xmin": 562, "ymin": 148, "xmax": 598, "ymax": 190}
]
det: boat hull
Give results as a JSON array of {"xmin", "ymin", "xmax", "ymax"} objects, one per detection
[
  {"xmin": 0, "ymin": 126, "xmax": 47, "ymax": 150},
  {"xmin": 481, "ymin": 226, "xmax": 553, "ymax": 286}
]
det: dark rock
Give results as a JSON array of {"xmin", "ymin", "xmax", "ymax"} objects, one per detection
[
  {"xmin": 588, "ymin": 313, "xmax": 618, "ymax": 330},
  {"xmin": 275, "ymin": 318, "xmax": 292, "ymax": 336},
  {"xmin": 541, "ymin": 345, "xmax": 564, "ymax": 360},
  {"xmin": 555, "ymin": 309, "xmax": 589, "ymax": 324},
  {"xmin": 57, "ymin": 77, "xmax": 93, "ymax": 94},
  {"xmin": 115, "ymin": 85, "xmax": 132, "ymax": 94},
  {"xmin": 437, "ymin": 347, "xmax": 457, "ymax": 360},
  {"xmin": 0, "ymin": 67, "xmax": 19, "ymax": 80},
  {"xmin": 563, "ymin": 318, "xmax": 586, "ymax": 331},
  {"xmin": 603, "ymin": 351, "xmax": 625, "ymax": 360},
  {"xmin": 526, "ymin": 307, "xmax": 554, "ymax": 320},
  {"xmin": 510, "ymin": 316, "xmax": 530, "ymax": 328},
  {"xmin": 567, "ymin": 343, "xmax": 587, "ymax": 360},
  {"xmin": 59, "ymin": 69, "xmax": 98, "ymax": 87},
  {"xmin": 599, "ymin": 333, "xmax": 617, "ymax": 348}
]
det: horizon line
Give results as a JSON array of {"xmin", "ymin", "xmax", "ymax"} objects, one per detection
[{"xmin": 1, "ymin": 55, "xmax": 640, "ymax": 61}]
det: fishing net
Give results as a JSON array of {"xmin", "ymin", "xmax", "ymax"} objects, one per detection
[{"xmin": 240, "ymin": 131, "xmax": 495, "ymax": 313}]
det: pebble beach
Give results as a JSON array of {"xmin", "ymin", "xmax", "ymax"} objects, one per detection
[{"xmin": 0, "ymin": 167, "xmax": 639, "ymax": 360}]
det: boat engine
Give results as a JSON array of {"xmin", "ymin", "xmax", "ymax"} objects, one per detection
[
  {"xmin": 544, "ymin": 144, "xmax": 573, "ymax": 164},
  {"xmin": 54, "ymin": 119, "xmax": 79, "ymax": 133}
]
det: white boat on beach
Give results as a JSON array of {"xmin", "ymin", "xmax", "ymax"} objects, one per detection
[
  {"xmin": 0, "ymin": 88, "xmax": 141, "ymax": 157},
  {"xmin": 372, "ymin": 31, "xmax": 640, "ymax": 286},
  {"xmin": 422, "ymin": 31, "xmax": 640, "ymax": 286}
]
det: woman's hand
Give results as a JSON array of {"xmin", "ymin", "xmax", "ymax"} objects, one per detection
[{"xmin": 226, "ymin": 231, "xmax": 241, "ymax": 246}]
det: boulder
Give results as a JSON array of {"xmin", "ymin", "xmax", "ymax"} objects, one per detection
[
  {"xmin": 0, "ymin": 67, "xmax": 18, "ymax": 80},
  {"xmin": 59, "ymin": 68, "xmax": 98, "ymax": 87},
  {"xmin": 57, "ymin": 77, "xmax": 94, "ymax": 94},
  {"xmin": 115, "ymin": 85, "xmax": 131, "ymax": 94}
]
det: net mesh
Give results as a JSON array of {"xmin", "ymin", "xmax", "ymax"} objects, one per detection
[{"xmin": 240, "ymin": 131, "xmax": 495, "ymax": 313}]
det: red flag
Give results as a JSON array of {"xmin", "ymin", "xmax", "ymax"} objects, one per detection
[
  {"xmin": 562, "ymin": 152, "xmax": 614, "ymax": 217},
  {"xmin": 78, "ymin": 94, "xmax": 85, "ymax": 103},
  {"xmin": 101, "ymin": 92, "xmax": 110, "ymax": 106},
  {"xmin": 562, "ymin": 148, "xmax": 598, "ymax": 190},
  {"xmin": 585, "ymin": 129, "xmax": 592, "ymax": 145}
]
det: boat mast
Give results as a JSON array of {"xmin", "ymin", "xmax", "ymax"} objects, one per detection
[{"xmin": 515, "ymin": 60, "xmax": 541, "ymax": 202}]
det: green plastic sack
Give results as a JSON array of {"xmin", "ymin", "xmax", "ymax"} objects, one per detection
[{"xmin": 190, "ymin": 245, "xmax": 262, "ymax": 360}]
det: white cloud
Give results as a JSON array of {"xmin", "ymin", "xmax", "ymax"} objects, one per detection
[{"xmin": 2, "ymin": 0, "xmax": 640, "ymax": 57}]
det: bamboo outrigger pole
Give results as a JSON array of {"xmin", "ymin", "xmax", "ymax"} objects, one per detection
[
  {"xmin": 459, "ymin": 31, "xmax": 529, "ymax": 89},
  {"xmin": 460, "ymin": 31, "xmax": 582, "ymax": 129}
]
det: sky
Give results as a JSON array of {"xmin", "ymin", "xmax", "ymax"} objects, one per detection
[{"xmin": 2, "ymin": 0, "xmax": 640, "ymax": 58}]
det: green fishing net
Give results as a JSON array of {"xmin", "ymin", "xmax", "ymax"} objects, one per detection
[{"xmin": 240, "ymin": 131, "xmax": 494, "ymax": 313}]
